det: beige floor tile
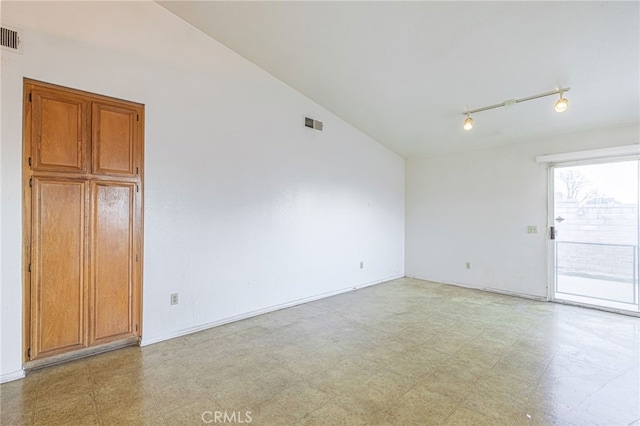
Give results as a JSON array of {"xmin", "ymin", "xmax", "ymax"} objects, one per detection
[
  {"xmin": 424, "ymin": 332, "xmax": 473, "ymax": 355},
  {"xmin": 394, "ymin": 385, "xmax": 460, "ymax": 424},
  {"xmin": 250, "ymin": 366, "xmax": 302, "ymax": 393},
  {"xmin": 280, "ymin": 355, "xmax": 340, "ymax": 376},
  {"xmin": 246, "ymin": 399, "xmax": 298, "ymax": 425},
  {"xmin": 163, "ymin": 396, "xmax": 222, "ymax": 426},
  {"xmin": 205, "ymin": 374, "xmax": 272, "ymax": 409},
  {"xmin": 332, "ymin": 381, "xmax": 399, "ymax": 423},
  {"xmin": 363, "ymin": 368, "xmax": 416, "ymax": 400},
  {"xmin": 385, "ymin": 353, "xmax": 436, "ymax": 379},
  {"xmin": 33, "ymin": 391, "xmax": 97, "ymax": 425},
  {"xmin": 432, "ymin": 354, "xmax": 491, "ymax": 384},
  {"xmin": 490, "ymin": 356, "xmax": 549, "ymax": 385},
  {"xmin": 0, "ymin": 378, "xmax": 38, "ymax": 425},
  {"xmin": 305, "ymin": 357, "xmax": 382, "ymax": 396},
  {"xmin": 298, "ymin": 403, "xmax": 368, "ymax": 426},
  {"xmin": 462, "ymin": 388, "xmax": 523, "ymax": 425},
  {"xmin": 271, "ymin": 382, "xmax": 332, "ymax": 420},
  {"xmin": 396, "ymin": 323, "xmax": 441, "ymax": 344},
  {"xmin": 153, "ymin": 377, "xmax": 214, "ymax": 415},
  {"xmin": 0, "ymin": 407, "xmax": 35, "ymax": 426},
  {"xmin": 36, "ymin": 412, "xmax": 100, "ymax": 426},
  {"xmin": 100, "ymin": 405, "xmax": 168, "ymax": 426},
  {"xmin": 444, "ymin": 406, "xmax": 505, "ymax": 425},
  {"xmin": 474, "ymin": 370, "xmax": 537, "ymax": 404},
  {"xmin": 94, "ymin": 379, "xmax": 157, "ymax": 414},
  {"xmin": 513, "ymin": 411, "xmax": 572, "ymax": 426},
  {"xmin": 360, "ymin": 339, "xmax": 416, "ymax": 363}
]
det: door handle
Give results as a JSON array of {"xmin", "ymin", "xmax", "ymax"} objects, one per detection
[{"xmin": 550, "ymin": 226, "xmax": 556, "ymax": 240}]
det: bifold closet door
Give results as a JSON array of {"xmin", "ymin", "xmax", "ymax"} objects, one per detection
[{"xmin": 31, "ymin": 178, "xmax": 88, "ymax": 360}]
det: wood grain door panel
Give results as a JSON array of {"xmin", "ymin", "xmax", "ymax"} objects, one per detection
[
  {"xmin": 92, "ymin": 103, "xmax": 137, "ymax": 176},
  {"xmin": 89, "ymin": 182, "xmax": 136, "ymax": 345},
  {"xmin": 31, "ymin": 88, "xmax": 88, "ymax": 173},
  {"xmin": 31, "ymin": 178, "xmax": 87, "ymax": 359}
]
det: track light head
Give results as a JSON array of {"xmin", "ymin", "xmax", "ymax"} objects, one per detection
[
  {"xmin": 554, "ymin": 93, "xmax": 569, "ymax": 113},
  {"xmin": 463, "ymin": 114, "xmax": 473, "ymax": 131}
]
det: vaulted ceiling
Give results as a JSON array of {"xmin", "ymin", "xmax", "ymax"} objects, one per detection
[{"xmin": 158, "ymin": 1, "xmax": 639, "ymax": 158}]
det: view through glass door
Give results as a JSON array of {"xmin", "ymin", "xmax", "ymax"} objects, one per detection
[{"xmin": 552, "ymin": 160, "xmax": 639, "ymax": 313}]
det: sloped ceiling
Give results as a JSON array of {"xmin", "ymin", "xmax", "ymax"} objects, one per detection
[{"xmin": 158, "ymin": 1, "xmax": 639, "ymax": 158}]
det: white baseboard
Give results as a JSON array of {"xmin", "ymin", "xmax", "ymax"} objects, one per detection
[
  {"xmin": 405, "ymin": 275, "xmax": 547, "ymax": 302},
  {"xmin": 0, "ymin": 369, "xmax": 25, "ymax": 384},
  {"xmin": 482, "ymin": 286, "xmax": 547, "ymax": 302},
  {"xmin": 141, "ymin": 273, "xmax": 404, "ymax": 347}
]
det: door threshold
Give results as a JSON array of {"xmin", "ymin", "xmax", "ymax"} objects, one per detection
[
  {"xmin": 552, "ymin": 299, "xmax": 640, "ymax": 318},
  {"xmin": 24, "ymin": 337, "xmax": 140, "ymax": 372}
]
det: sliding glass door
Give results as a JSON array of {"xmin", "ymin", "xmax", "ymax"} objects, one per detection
[{"xmin": 551, "ymin": 160, "xmax": 639, "ymax": 313}]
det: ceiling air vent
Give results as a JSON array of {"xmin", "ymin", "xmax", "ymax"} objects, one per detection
[{"xmin": 1, "ymin": 26, "xmax": 22, "ymax": 53}]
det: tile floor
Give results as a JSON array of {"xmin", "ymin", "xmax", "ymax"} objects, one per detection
[{"xmin": 1, "ymin": 278, "xmax": 639, "ymax": 425}]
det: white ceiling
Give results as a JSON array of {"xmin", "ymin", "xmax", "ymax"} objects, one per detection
[{"xmin": 157, "ymin": 1, "xmax": 639, "ymax": 158}]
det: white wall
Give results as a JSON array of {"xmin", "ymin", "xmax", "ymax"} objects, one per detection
[
  {"xmin": 406, "ymin": 123, "xmax": 639, "ymax": 299},
  {"xmin": 0, "ymin": 1, "xmax": 405, "ymax": 381}
]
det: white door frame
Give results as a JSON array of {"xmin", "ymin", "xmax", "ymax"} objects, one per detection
[{"xmin": 545, "ymin": 155, "xmax": 640, "ymax": 316}]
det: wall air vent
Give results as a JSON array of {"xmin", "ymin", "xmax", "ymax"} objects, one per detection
[
  {"xmin": 1, "ymin": 26, "xmax": 22, "ymax": 53},
  {"xmin": 304, "ymin": 116, "xmax": 323, "ymax": 131}
]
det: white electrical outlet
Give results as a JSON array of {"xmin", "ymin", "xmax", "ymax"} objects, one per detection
[
  {"xmin": 465, "ymin": 262, "xmax": 471, "ymax": 269},
  {"xmin": 527, "ymin": 225, "xmax": 538, "ymax": 234},
  {"xmin": 170, "ymin": 293, "xmax": 179, "ymax": 305}
]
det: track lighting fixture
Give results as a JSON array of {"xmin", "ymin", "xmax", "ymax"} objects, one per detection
[{"xmin": 462, "ymin": 87, "xmax": 570, "ymax": 130}]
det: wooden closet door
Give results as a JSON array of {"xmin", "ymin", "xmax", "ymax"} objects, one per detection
[
  {"xmin": 24, "ymin": 79, "xmax": 143, "ymax": 364},
  {"xmin": 31, "ymin": 178, "xmax": 88, "ymax": 359},
  {"xmin": 89, "ymin": 181, "xmax": 137, "ymax": 345},
  {"xmin": 30, "ymin": 87, "xmax": 89, "ymax": 173},
  {"xmin": 92, "ymin": 102, "xmax": 139, "ymax": 176}
]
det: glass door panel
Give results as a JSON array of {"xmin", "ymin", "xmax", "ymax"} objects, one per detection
[{"xmin": 553, "ymin": 160, "xmax": 639, "ymax": 312}]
